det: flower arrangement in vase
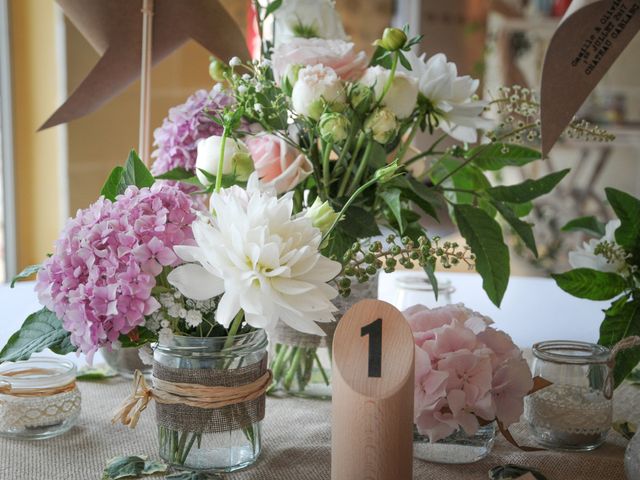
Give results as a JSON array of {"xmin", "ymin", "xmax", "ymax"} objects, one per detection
[
  {"xmin": 147, "ymin": 0, "xmax": 609, "ymax": 397},
  {"xmin": 0, "ymin": 151, "xmax": 342, "ymax": 472},
  {"xmin": 407, "ymin": 304, "xmax": 533, "ymax": 464}
]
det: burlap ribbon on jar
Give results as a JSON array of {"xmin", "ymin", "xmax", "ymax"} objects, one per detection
[{"xmin": 112, "ymin": 355, "xmax": 271, "ymax": 433}]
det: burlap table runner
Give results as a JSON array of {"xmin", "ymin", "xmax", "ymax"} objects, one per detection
[{"xmin": 0, "ymin": 376, "xmax": 634, "ymax": 479}]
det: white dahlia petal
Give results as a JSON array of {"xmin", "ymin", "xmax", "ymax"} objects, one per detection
[{"xmin": 167, "ymin": 264, "xmax": 224, "ymax": 300}]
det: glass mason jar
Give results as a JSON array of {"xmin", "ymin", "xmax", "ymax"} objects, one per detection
[
  {"xmin": 0, "ymin": 357, "xmax": 81, "ymax": 440},
  {"xmin": 625, "ymin": 429, "xmax": 640, "ymax": 479},
  {"xmin": 268, "ymin": 273, "xmax": 379, "ymax": 399},
  {"xmin": 154, "ymin": 330, "xmax": 268, "ymax": 472},
  {"xmin": 394, "ymin": 273, "xmax": 455, "ymax": 311},
  {"xmin": 101, "ymin": 346, "xmax": 152, "ymax": 379},
  {"xmin": 524, "ymin": 340, "xmax": 613, "ymax": 451},
  {"xmin": 413, "ymin": 422, "xmax": 497, "ymax": 464}
]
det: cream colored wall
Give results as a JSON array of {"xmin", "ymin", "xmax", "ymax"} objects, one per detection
[
  {"xmin": 65, "ymin": 23, "xmax": 214, "ymax": 212},
  {"xmin": 10, "ymin": 0, "xmax": 63, "ymax": 267}
]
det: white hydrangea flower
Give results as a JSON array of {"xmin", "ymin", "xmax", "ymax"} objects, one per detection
[{"xmin": 168, "ymin": 173, "xmax": 342, "ymax": 335}]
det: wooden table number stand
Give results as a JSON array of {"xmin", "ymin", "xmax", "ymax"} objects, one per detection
[{"xmin": 331, "ymin": 299, "xmax": 415, "ymax": 480}]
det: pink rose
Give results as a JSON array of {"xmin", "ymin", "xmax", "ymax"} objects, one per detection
[
  {"xmin": 245, "ymin": 134, "xmax": 313, "ymax": 194},
  {"xmin": 272, "ymin": 38, "xmax": 368, "ymax": 84}
]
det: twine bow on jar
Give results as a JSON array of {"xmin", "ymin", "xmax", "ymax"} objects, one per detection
[{"xmin": 112, "ymin": 368, "xmax": 273, "ymax": 429}]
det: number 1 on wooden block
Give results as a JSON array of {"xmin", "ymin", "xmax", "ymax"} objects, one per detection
[{"xmin": 361, "ymin": 318, "xmax": 382, "ymax": 378}]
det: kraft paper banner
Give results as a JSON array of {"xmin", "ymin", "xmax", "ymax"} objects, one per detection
[
  {"xmin": 540, "ymin": 0, "xmax": 640, "ymax": 155},
  {"xmin": 41, "ymin": 0, "xmax": 249, "ymax": 130}
]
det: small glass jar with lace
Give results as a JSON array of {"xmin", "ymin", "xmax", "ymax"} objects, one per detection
[
  {"xmin": 524, "ymin": 340, "xmax": 612, "ymax": 451},
  {"xmin": 0, "ymin": 357, "xmax": 81, "ymax": 440}
]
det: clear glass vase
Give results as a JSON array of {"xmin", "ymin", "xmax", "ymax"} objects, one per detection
[
  {"xmin": 413, "ymin": 423, "xmax": 497, "ymax": 464},
  {"xmin": 153, "ymin": 331, "xmax": 268, "ymax": 472},
  {"xmin": 625, "ymin": 432, "xmax": 640, "ymax": 479},
  {"xmin": 524, "ymin": 340, "xmax": 612, "ymax": 451},
  {"xmin": 268, "ymin": 274, "xmax": 379, "ymax": 399},
  {"xmin": 101, "ymin": 346, "xmax": 152, "ymax": 379}
]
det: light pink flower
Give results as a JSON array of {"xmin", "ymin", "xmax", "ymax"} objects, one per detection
[
  {"xmin": 405, "ymin": 303, "xmax": 532, "ymax": 441},
  {"xmin": 272, "ymin": 38, "xmax": 367, "ymax": 84},
  {"xmin": 245, "ymin": 133, "xmax": 313, "ymax": 193},
  {"xmin": 491, "ymin": 358, "xmax": 534, "ymax": 425}
]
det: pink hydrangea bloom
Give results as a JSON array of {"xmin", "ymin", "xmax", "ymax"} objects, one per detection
[
  {"xmin": 150, "ymin": 85, "xmax": 233, "ymax": 176},
  {"xmin": 35, "ymin": 183, "xmax": 197, "ymax": 360},
  {"xmin": 406, "ymin": 303, "xmax": 533, "ymax": 442}
]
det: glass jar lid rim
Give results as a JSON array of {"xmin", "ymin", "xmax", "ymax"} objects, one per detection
[
  {"xmin": 532, "ymin": 340, "xmax": 610, "ymax": 364},
  {"xmin": 395, "ymin": 274, "xmax": 454, "ymax": 292},
  {"xmin": 0, "ymin": 356, "xmax": 77, "ymax": 390}
]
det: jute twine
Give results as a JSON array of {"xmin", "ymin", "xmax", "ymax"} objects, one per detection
[
  {"xmin": 604, "ymin": 335, "xmax": 640, "ymax": 399},
  {"xmin": 112, "ymin": 355, "xmax": 271, "ymax": 433},
  {"xmin": 0, "ymin": 368, "xmax": 77, "ymax": 397}
]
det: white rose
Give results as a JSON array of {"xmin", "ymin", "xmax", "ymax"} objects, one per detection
[
  {"xmin": 359, "ymin": 66, "xmax": 418, "ymax": 119},
  {"xmin": 291, "ymin": 64, "xmax": 346, "ymax": 120},
  {"xmin": 195, "ymin": 136, "xmax": 253, "ymax": 185},
  {"xmin": 273, "ymin": 0, "xmax": 347, "ymax": 46}
]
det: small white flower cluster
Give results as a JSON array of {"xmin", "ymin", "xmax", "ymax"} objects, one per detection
[{"xmin": 145, "ymin": 288, "xmax": 220, "ymax": 343}]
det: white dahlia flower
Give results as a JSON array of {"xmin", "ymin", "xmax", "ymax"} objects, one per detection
[{"xmin": 167, "ymin": 174, "xmax": 342, "ymax": 335}]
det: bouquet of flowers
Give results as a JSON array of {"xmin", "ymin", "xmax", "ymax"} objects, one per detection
[
  {"xmin": 147, "ymin": 0, "xmax": 610, "ymax": 394},
  {"xmin": 406, "ymin": 303, "xmax": 533, "ymax": 443},
  {"xmin": 554, "ymin": 187, "xmax": 640, "ymax": 387}
]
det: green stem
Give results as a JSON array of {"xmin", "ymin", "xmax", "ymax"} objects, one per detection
[
  {"xmin": 314, "ymin": 352, "xmax": 330, "ymax": 386},
  {"xmin": 347, "ymin": 139, "xmax": 374, "ymax": 195},
  {"xmin": 336, "ymin": 130, "xmax": 354, "ymax": 168},
  {"xmin": 321, "ymin": 140, "xmax": 334, "ymax": 198},
  {"xmin": 432, "ymin": 123, "xmax": 535, "ymax": 187},
  {"xmin": 377, "ymin": 51, "xmax": 399, "ymax": 107},
  {"xmin": 337, "ymin": 132, "xmax": 365, "ymax": 198},
  {"xmin": 180, "ymin": 433, "xmax": 199, "ymax": 465},
  {"xmin": 395, "ymin": 121, "xmax": 420, "ymax": 163},
  {"xmin": 270, "ymin": 344, "xmax": 290, "ymax": 381},
  {"xmin": 283, "ymin": 347, "xmax": 302, "ymax": 390},
  {"xmin": 405, "ymin": 133, "xmax": 447, "ymax": 166},
  {"xmin": 322, "ymin": 173, "xmax": 382, "ymax": 245},
  {"xmin": 214, "ymin": 126, "xmax": 228, "ymax": 193}
]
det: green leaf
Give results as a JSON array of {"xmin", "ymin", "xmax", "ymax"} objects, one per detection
[
  {"xmin": 165, "ymin": 471, "xmax": 223, "ymax": 480},
  {"xmin": 196, "ymin": 169, "xmax": 239, "ymax": 189},
  {"xmin": 598, "ymin": 298, "xmax": 640, "ymax": 387},
  {"xmin": 10, "ymin": 264, "xmax": 41, "ymax": 287},
  {"xmin": 488, "ymin": 169, "xmax": 570, "ymax": 203},
  {"xmin": 469, "ymin": 143, "xmax": 541, "ymax": 171},
  {"xmin": 492, "ymin": 200, "xmax": 538, "ymax": 257},
  {"xmin": 431, "ymin": 156, "xmax": 495, "ymax": 216},
  {"xmin": 117, "ymin": 326, "xmax": 157, "ymax": 348},
  {"xmin": 561, "ymin": 216, "xmax": 606, "ymax": 237},
  {"xmin": 552, "ymin": 268, "xmax": 627, "ymax": 300},
  {"xmin": 101, "ymin": 166, "xmax": 127, "ymax": 201},
  {"xmin": 123, "ymin": 150, "xmax": 155, "ymax": 189},
  {"xmin": 265, "ymin": 0, "xmax": 283, "ymax": 17},
  {"xmin": 0, "ymin": 309, "xmax": 75, "ymax": 363},
  {"xmin": 102, "ymin": 455, "xmax": 167, "ymax": 480},
  {"xmin": 76, "ymin": 365, "xmax": 117, "ymax": 381},
  {"xmin": 508, "ymin": 201, "xmax": 533, "ymax": 218},
  {"xmin": 405, "ymin": 176, "xmax": 443, "ymax": 220},
  {"xmin": 154, "ymin": 167, "xmax": 196, "ymax": 181},
  {"xmin": 338, "ymin": 206, "xmax": 381, "ymax": 239},
  {"xmin": 380, "ymin": 188, "xmax": 405, "ymax": 234},
  {"xmin": 454, "ymin": 204, "xmax": 510, "ymax": 306},
  {"xmin": 606, "ymin": 187, "xmax": 640, "ymax": 264},
  {"xmin": 423, "ymin": 261, "xmax": 439, "ymax": 301}
]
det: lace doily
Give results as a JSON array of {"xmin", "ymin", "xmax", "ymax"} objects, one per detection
[{"xmin": 0, "ymin": 389, "xmax": 81, "ymax": 430}]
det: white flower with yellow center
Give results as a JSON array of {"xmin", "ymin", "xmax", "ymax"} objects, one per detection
[{"xmin": 167, "ymin": 174, "xmax": 342, "ymax": 335}]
